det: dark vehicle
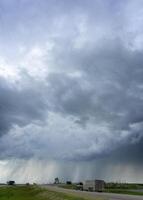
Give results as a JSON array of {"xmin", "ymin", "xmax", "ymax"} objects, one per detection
[
  {"xmin": 7, "ymin": 181, "xmax": 15, "ymax": 185},
  {"xmin": 66, "ymin": 181, "xmax": 72, "ymax": 185},
  {"xmin": 76, "ymin": 184, "xmax": 83, "ymax": 190}
]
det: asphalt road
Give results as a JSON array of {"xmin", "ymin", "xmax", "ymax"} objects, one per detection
[{"xmin": 41, "ymin": 185, "xmax": 143, "ymax": 200}]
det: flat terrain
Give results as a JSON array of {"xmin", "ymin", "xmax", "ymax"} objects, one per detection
[
  {"xmin": 42, "ymin": 185, "xmax": 143, "ymax": 200},
  {"xmin": 0, "ymin": 185, "xmax": 102, "ymax": 200},
  {"xmin": 1, "ymin": 185, "xmax": 143, "ymax": 200}
]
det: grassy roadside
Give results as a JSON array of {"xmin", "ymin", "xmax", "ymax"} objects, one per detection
[
  {"xmin": 0, "ymin": 186, "xmax": 102, "ymax": 200},
  {"xmin": 104, "ymin": 189, "xmax": 143, "ymax": 196},
  {"xmin": 0, "ymin": 186, "xmax": 41, "ymax": 200}
]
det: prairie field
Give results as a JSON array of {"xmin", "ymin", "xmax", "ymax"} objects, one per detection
[{"xmin": 0, "ymin": 186, "xmax": 101, "ymax": 200}]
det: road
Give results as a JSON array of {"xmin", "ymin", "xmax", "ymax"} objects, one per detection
[{"xmin": 41, "ymin": 185, "xmax": 143, "ymax": 200}]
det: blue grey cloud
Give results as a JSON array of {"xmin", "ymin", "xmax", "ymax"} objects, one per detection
[{"xmin": 0, "ymin": 0, "xmax": 142, "ymax": 183}]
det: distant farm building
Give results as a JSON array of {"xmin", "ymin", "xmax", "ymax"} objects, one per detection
[{"xmin": 83, "ymin": 180, "xmax": 105, "ymax": 192}]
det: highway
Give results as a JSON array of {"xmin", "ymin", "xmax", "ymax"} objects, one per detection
[{"xmin": 41, "ymin": 185, "xmax": 143, "ymax": 200}]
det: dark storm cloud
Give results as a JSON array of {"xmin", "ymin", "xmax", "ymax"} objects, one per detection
[
  {"xmin": 107, "ymin": 137, "xmax": 143, "ymax": 165},
  {"xmin": 47, "ymin": 39, "xmax": 143, "ymax": 129},
  {"xmin": 40, "ymin": 38, "xmax": 143, "ymax": 161},
  {"xmin": 0, "ymin": 76, "xmax": 47, "ymax": 136},
  {"xmin": 0, "ymin": 0, "xmax": 142, "ymax": 167},
  {"xmin": 1, "ymin": 38, "xmax": 143, "ymax": 162},
  {"xmin": 0, "ymin": 0, "xmax": 143, "ymax": 183}
]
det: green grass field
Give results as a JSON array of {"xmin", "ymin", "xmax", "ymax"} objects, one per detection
[
  {"xmin": 104, "ymin": 182, "xmax": 143, "ymax": 196},
  {"xmin": 104, "ymin": 189, "xmax": 143, "ymax": 196},
  {"xmin": 0, "ymin": 186, "xmax": 98, "ymax": 200}
]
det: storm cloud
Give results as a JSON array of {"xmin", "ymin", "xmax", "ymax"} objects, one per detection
[{"xmin": 0, "ymin": 0, "xmax": 143, "ymax": 182}]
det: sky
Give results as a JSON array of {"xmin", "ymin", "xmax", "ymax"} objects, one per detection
[{"xmin": 0, "ymin": 0, "xmax": 143, "ymax": 183}]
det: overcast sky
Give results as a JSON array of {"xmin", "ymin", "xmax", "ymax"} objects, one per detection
[{"xmin": 0, "ymin": 0, "xmax": 143, "ymax": 183}]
